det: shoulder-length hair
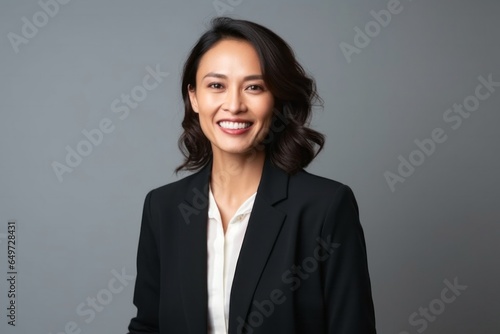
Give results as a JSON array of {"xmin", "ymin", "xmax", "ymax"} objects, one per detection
[{"xmin": 176, "ymin": 17, "xmax": 325, "ymax": 174}]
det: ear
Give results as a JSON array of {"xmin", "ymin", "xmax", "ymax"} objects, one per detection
[{"xmin": 187, "ymin": 84, "xmax": 199, "ymax": 113}]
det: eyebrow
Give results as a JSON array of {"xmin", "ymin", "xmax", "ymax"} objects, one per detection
[{"xmin": 202, "ymin": 72, "xmax": 264, "ymax": 81}]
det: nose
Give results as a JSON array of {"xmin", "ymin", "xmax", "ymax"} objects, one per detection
[{"xmin": 222, "ymin": 86, "xmax": 246, "ymax": 114}]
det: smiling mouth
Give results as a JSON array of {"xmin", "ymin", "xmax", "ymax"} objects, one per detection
[{"xmin": 218, "ymin": 121, "xmax": 253, "ymax": 129}]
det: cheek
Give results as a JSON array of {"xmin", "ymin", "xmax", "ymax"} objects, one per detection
[
  {"xmin": 255, "ymin": 108, "xmax": 275, "ymax": 142},
  {"xmin": 261, "ymin": 103, "xmax": 275, "ymax": 129},
  {"xmin": 254, "ymin": 97, "xmax": 275, "ymax": 122},
  {"xmin": 200, "ymin": 92, "xmax": 223, "ymax": 108},
  {"xmin": 196, "ymin": 96, "xmax": 218, "ymax": 120},
  {"xmin": 196, "ymin": 112, "xmax": 213, "ymax": 138},
  {"xmin": 199, "ymin": 116, "xmax": 214, "ymax": 136},
  {"xmin": 260, "ymin": 112, "xmax": 273, "ymax": 131}
]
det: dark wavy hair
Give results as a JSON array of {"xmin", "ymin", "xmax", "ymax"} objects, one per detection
[{"xmin": 176, "ymin": 17, "xmax": 325, "ymax": 174}]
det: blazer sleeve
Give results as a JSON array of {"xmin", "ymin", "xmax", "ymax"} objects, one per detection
[
  {"xmin": 128, "ymin": 190, "xmax": 160, "ymax": 334},
  {"xmin": 320, "ymin": 184, "xmax": 377, "ymax": 333}
]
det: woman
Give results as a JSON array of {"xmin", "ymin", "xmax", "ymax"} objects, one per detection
[{"xmin": 128, "ymin": 17, "xmax": 376, "ymax": 334}]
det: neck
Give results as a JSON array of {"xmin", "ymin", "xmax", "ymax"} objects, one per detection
[{"xmin": 210, "ymin": 149, "xmax": 266, "ymax": 200}]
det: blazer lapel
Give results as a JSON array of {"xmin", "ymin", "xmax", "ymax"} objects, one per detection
[
  {"xmin": 228, "ymin": 157, "xmax": 289, "ymax": 332},
  {"xmin": 178, "ymin": 162, "xmax": 212, "ymax": 334}
]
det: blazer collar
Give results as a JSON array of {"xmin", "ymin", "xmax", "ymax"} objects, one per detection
[
  {"xmin": 255, "ymin": 154, "xmax": 289, "ymax": 205},
  {"xmin": 178, "ymin": 162, "xmax": 211, "ymax": 334},
  {"xmin": 178, "ymin": 155, "xmax": 289, "ymax": 333},
  {"xmin": 228, "ymin": 156, "xmax": 289, "ymax": 332}
]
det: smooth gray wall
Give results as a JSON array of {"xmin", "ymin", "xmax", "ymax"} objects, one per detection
[{"xmin": 1, "ymin": 0, "xmax": 499, "ymax": 333}]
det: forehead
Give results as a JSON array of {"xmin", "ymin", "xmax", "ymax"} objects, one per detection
[{"xmin": 196, "ymin": 39, "xmax": 262, "ymax": 77}]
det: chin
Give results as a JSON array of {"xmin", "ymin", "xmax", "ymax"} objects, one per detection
[
  {"xmin": 215, "ymin": 143, "xmax": 260, "ymax": 156},
  {"xmin": 220, "ymin": 147, "xmax": 253, "ymax": 155}
]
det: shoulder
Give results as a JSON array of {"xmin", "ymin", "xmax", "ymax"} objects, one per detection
[
  {"xmin": 285, "ymin": 169, "xmax": 359, "ymax": 213},
  {"xmin": 146, "ymin": 168, "xmax": 208, "ymax": 206},
  {"xmin": 290, "ymin": 169, "xmax": 352, "ymax": 196}
]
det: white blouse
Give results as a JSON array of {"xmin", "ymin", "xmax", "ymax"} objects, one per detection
[{"xmin": 207, "ymin": 186, "xmax": 257, "ymax": 334}]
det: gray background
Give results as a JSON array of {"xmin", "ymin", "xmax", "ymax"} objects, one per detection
[{"xmin": 1, "ymin": 0, "xmax": 499, "ymax": 333}]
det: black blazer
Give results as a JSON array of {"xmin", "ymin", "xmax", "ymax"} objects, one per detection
[{"xmin": 128, "ymin": 157, "xmax": 376, "ymax": 334}]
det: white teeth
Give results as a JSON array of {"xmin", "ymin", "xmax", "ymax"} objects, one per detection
[{"xmin": 219, "ymin": 121, "xmax": 251, "ymax": 129}]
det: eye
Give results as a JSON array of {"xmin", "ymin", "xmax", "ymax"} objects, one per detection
[
  {"xmin": 246, "ymin": 84, "xmax": 264, "ymax": 91},
  {"xmin": 208, "ymin": 82, "xmax": 224, "ymax": 89}
]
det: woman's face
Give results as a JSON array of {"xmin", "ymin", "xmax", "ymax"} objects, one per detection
[{"xmin": 188, "ymin": 39, "xmax": 274, "ymax": 157}]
